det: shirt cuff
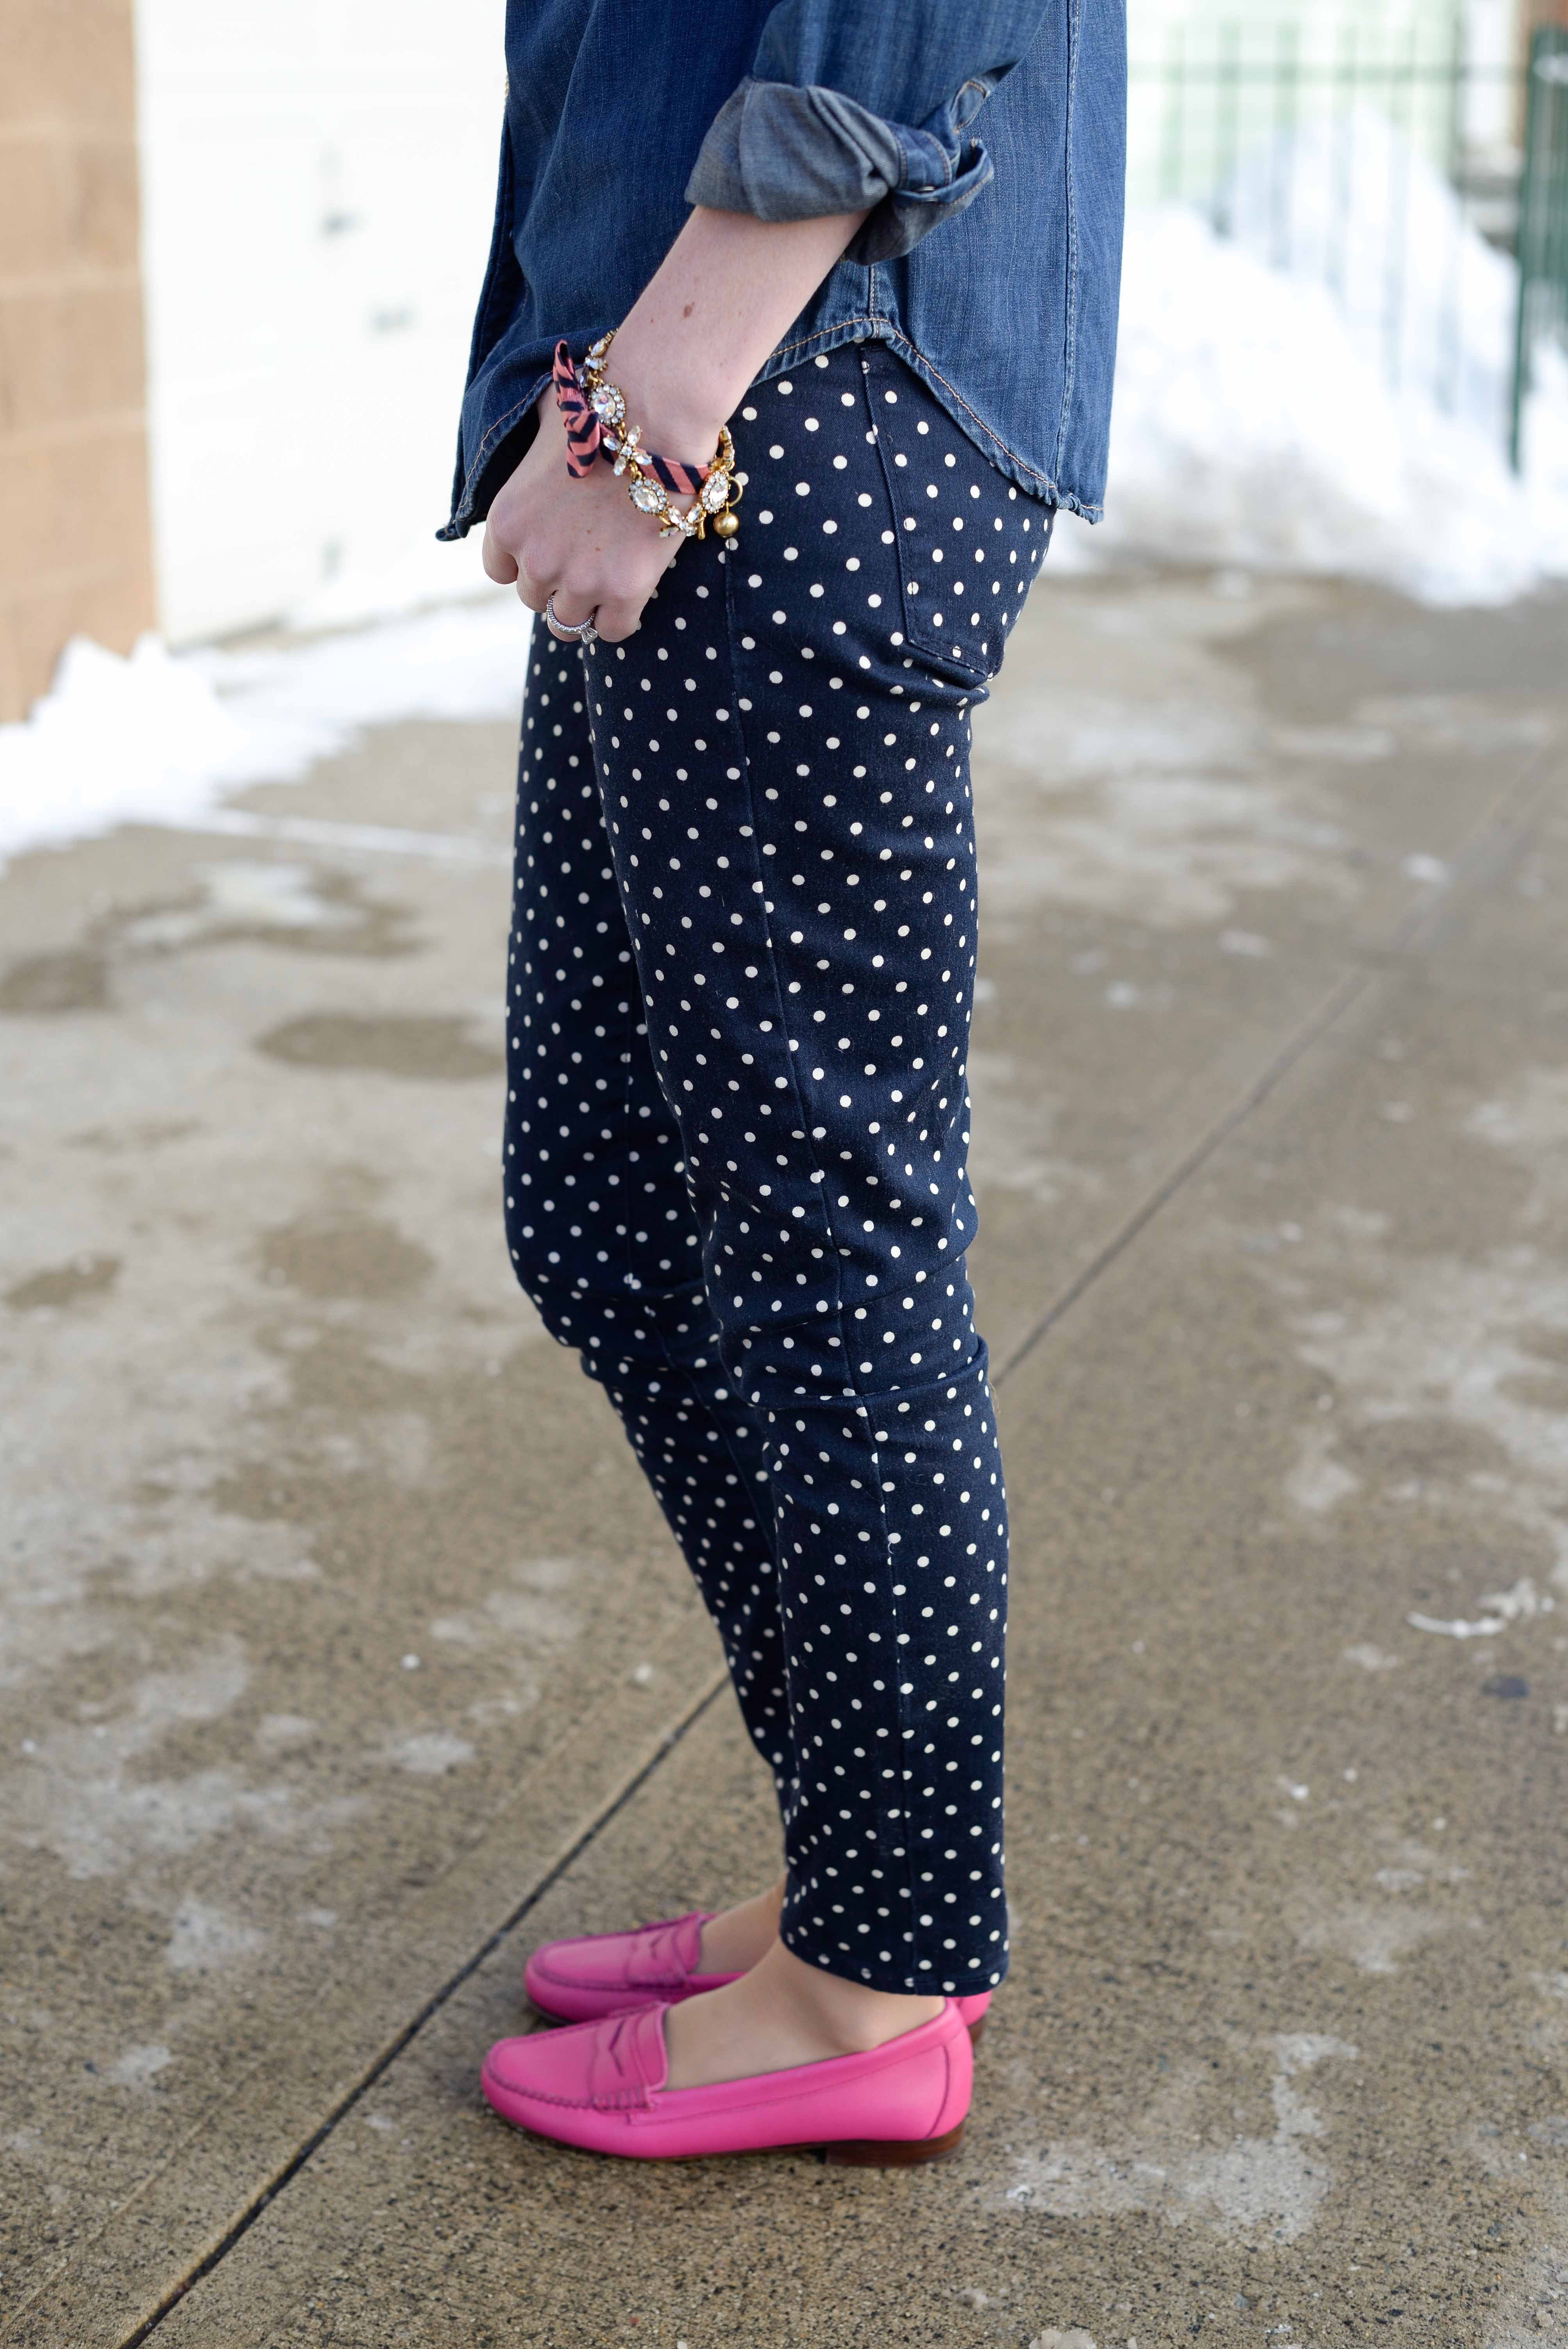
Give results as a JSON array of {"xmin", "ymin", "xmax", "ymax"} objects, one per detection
[{"xmin": 684, "ymin": 77, "xmax": 994, "ymax": 265}]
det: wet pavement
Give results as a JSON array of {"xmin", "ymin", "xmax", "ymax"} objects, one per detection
[{"xmin": 3, "ymin": 569, "xmax": 1567, "ymax": 2349}]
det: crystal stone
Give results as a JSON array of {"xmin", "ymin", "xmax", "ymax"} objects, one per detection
[
  {"xmin": 700, "ymin": 471, "xmax": 731, "ymax": 512},
  {"xmin": 589, "ymin": 384, "xmax": 625, "ymax": 425},
  {"xmin": 630, "ymin": 480, "xmax": 666, "ymax": 513}
]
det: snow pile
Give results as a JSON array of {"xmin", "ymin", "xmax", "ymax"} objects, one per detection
[
  {"xmin": 1066, "ymin": 110, "xmax": 1568, "ymax": 604},
  {"xmin": 0, "ymin": 596, "xmax": 531, "ymax": 870},
  {"xmin": 1227, "ymin": 105, "xmax": 1518, "ymax": 442}
]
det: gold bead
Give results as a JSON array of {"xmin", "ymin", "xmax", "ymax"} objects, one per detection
[{"xmin": 712, "ymin": 508, "xmax": 740, "ymax": 540}]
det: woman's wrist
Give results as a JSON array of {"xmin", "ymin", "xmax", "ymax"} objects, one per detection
[
  {"xmin": 604, "ymin": 205, "xmax": 871, "ymax": 463},
  {"xmin": 596, "ymin": 325, "xmax": 733, "ymax": 467},
  {"xmin": 490, "ymin": 206, "xmax": 869, "ymax": 630}
]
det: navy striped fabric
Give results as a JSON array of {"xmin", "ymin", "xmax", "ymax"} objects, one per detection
[
  {"xmin": 552, "ymin": 339, "xmax": 714, "ymax": 497},
  {"xmin": 552, "ymin": 339, "xmax": 600, "ymax": 478}
]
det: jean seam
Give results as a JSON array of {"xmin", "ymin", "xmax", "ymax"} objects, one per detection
[
  {"xmin": 469, "ymin": 125, "xmax": 520, "ymax": 378},
  {"xmin": 588, "ymin": 658, "xmax": 788, "ymax": 1784},
  {"xmin": 456, "ymin": 370, "xmax": 550, "ymax": 519},
  {"xmin": 722, "ymin": 401, "xmax": 920, "ymax": 1976},
  {"xmin": 862, "ymin": 346, "xmax": 995, "ymax": 687},
  {"xmin": 853, "ymin": 317, "xmax": 941, "ymax": 1952},
  {"xmin": 717, "ymin": 554, "xmax": 846, "ymax": 1353},
  {"xmin": 614, "ymin": 982, "xmax": 644, "ymax": 1304},
  {"xmin": 1052, "ymin": 0, "xmax": 1084, "ymax": 487}
]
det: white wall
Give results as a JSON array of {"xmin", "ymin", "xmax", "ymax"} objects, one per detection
[{"xmin": 134, "ymin": 1, "xmax": 504, "ymax": 643}]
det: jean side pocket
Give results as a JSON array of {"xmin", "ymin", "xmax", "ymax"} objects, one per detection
[{"xmin": 864, "ymin": 344, "xmax": 1046, "ymax": 686}]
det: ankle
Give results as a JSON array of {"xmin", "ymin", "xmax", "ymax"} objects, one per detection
[
  {"xmin": 756, "ymin": 1939, "xmax": 944, "ymax": 2053},
  {"xmin": 695, "ymin": 1875, "xmax": 786, "ymax": 1974}
]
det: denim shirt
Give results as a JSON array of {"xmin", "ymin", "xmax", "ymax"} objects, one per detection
[{"xmin": 438, "ymin": 0, "xmax": 1126, "ymax": 542}]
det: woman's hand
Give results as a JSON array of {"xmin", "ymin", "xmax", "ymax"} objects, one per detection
[
  {"xmin": 479, "ymin": 204, "xmax": 870, "ymax": 643},
  {"xmin": 481, "ymin": 389, "xmax": 708, "ymax": 642}
]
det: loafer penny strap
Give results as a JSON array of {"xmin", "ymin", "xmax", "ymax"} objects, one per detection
[
  {"xmin": 587, "ymin": 2004, "xmax": 670, "ymax": 2108},
  {"xmin": 625, "ymin": 1909, "xmax": 709, "ymax": 1990}
]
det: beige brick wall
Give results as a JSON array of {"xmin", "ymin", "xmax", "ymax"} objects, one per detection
[{"xmin": 0, "ymin": 0, "xmax": 154, "ymax": 722}]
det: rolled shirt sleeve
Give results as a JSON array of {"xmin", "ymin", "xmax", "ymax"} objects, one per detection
[
  {"xmin": 684, "ymin": 0, "xmax": 1055, "ymax": 263},
  {"xmin": 685, "ymin": 78, "xmax": 992, "ymax": 264}
]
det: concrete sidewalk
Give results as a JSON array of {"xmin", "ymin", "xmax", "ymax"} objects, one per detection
[{"xmin": 3, "ymin": 570, "xmax": 1567, "ymax": 2349}]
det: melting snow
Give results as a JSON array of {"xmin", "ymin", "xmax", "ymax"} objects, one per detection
[
  {"xmin": 1062, "ymin": 122, "xmax": 1568, "ymax": 604},
  {"xmin": 998, "ymin": 2035, "xmax": 1357, "ymax": 2242},
  {"xmin": 0, "ymin": 596, "xmax": 530, "ymax": 872}
]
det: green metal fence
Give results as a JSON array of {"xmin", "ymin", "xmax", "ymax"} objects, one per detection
[
  {"xmin": 1131, "ymin": 13, "xmax": 1567, "ymax": 471},
  {"xmin": 1511, "ymin": 25, "xmax": 1568, "ymax": 467}
]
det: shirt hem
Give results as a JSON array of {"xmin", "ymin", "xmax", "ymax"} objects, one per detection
[{"xmin": 752, "ymin": 317, "xmax": 1103, "ymax": 522}]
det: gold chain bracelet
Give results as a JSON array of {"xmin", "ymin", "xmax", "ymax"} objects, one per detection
[{"xmin": 565, "ymin": 330, "xmax": 743, "ymax": 543}]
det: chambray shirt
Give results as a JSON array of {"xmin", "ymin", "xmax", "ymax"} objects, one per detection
[{"xmin": 438, "ymin": 0, "xmax": 1126, "ymax": 540}]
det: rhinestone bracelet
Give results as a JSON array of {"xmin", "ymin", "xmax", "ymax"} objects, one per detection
[{"xmin": 552, "ymin": 332, "xmax": 742, "ymax": 544}]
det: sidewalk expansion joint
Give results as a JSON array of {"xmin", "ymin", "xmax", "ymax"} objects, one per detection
[
  {"xmin": 994, "ymin": 743, "xmax": 1561, "ymax": 1387},
  {"xmin": 105, "ymin": 1674, "xmax": 726, "ymax": 2349}
]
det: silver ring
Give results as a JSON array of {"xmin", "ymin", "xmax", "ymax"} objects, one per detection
[{"xmin": 544, "ymin": 593, "xmax": 599, "ymax": 645}]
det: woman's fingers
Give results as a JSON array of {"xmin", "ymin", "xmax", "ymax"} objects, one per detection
[
  {"xmin": 546, "ymin": 589, "xmax": 599, "ymax": 633},
  {"xmin": 513, "ymin": 556, "xmax": 550, "ymax": 616},
  {"xmin": 480, "ymin": 524, "xmax": 519, "ymax": 587},
  {"xmin": 487, "ymin": 514, "xmax": 672, "ymax": 639},
  {"xmin": 589, "ymin": 595, "xmax": 645, "ymax": 643}
]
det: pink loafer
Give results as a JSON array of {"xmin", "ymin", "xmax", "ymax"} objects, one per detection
[
  {"xmin": 523, "ymin": 1910, "xmax": 739, "ymax": 2024},
  {"xmin": 482, "ymin": 1998, "xmax": 973, "ymax": 2165},
  {"xmin": 955, "ymin": 1990, "xmax": 992, "ymax": 2043},
  {"xmin": 524, "ymin": 1911, "xmax": 994, "ymax": 2042}
]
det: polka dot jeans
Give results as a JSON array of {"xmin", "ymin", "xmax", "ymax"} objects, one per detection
[{"xmin": 504, "ymin": 342, "xmax": 1047, "ymax": 1994}]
